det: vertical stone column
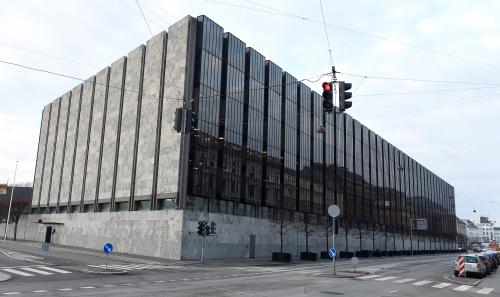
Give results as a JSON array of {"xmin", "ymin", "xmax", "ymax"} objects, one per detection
[
  {"xmin": 32, "ymin": 105, "xmax": 51, "ymax": 209},
  {"xmin": 51, "ymin": 91, "xmax": 71, "ymax": 209},
  {"xmin": 40, "ymin": 98, "xmax": 61, "ymax": 209},
  {"xmin": 157, "ymin": 16, "xmax": 197, "ymax": 209},
  {"xmin": 115, "ymin": 46, "xmax": 145, "ymax": 207},
  {"xmin": 134, "ymin": 32, "xmax": 167, "ymax": 205},
  {"xmin": 84, "ymin": 67, "xmax": 110, "ymax": 207}
]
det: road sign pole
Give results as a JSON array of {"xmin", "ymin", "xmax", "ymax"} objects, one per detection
[
  {"xmin": 332, "ymin": 218, "xmax": 336, "ymax": 275},
  {"xmin": 106, "ymin": 254, "xmax": 109, "ymax": 271},
  {"xmin": 201, "ymin": 235, "xmax": 205, "ymax": 265}
]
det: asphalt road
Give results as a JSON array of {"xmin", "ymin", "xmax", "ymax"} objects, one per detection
[{"xmin": 0, "ymin": 241, "xmax": 498, "ymax": 296}]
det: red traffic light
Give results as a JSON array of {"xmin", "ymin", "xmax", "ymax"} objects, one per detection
[{"xmin": 322, "ymin": 82, "xmax": 331, "ymax": 92}]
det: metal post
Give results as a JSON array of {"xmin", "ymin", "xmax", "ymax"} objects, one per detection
[
  {"xmin": 332, "ymin": 218, "xmax": 336, "ymax": 275},
  {"xmin": 201, "ymin": 235, "xmax": 205, "ymax": 265},
  {"xmin": 105, "ymin": 254, "xmax": 109, "ymax": 271},
  {"xmin": 3, "ymin": 161, "xmax": 18, "ymax": 245},
  {"xmin": 410, "ymin": 224, "xmax": 413, "ymax": 256}
]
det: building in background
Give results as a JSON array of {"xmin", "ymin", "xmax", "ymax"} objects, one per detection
[
  {"xmin": 465, "ymin": 219, "xmax": 481, "ymax": 245},
  {"xmin": 456, "ymin": 218, "xmax": 468, "ymax": 249},
  {"xmin": 476, "ymin": 216, "xmax": 496, "ymax": 243},
  {"xmin": 494, "ymin": 227, "xmax": 500, "ymax": 243},
  {"xmin": 0, "ymin": 186, "xmax": 33, "ymax": 240},
  {"xmin": 13, "ymin": 15, "xmax": 457, "ymax": 260}
]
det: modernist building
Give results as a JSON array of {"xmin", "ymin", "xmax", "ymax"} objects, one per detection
[{"xmin": 16, "ymin": 15, "xmax": 457, "ymax": 259}]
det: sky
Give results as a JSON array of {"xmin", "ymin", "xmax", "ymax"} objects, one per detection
[{"xmin": 0, "ymin": 0, "xmax": 499, "ymax": 223}]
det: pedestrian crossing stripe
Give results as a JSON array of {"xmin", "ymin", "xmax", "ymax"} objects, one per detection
[
  {"xmin": 1, "ymin": 266, "xmax": 72, "ymax": 277},
  {"xmin": 87, "ymin": 264, "xmax": 166, "ymax": 271},
  {"xmin": 358, "ymin": 275, "xmax": 494, "ymax": 295}
]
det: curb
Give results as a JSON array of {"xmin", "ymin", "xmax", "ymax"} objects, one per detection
[
  {"xmin": 0, "ymin": 271, "xmax": 12, "ymax": 282},
  {"xmin": 318, "ymin": 271, "xmax": 370, "ymax": 279},
  {"xmin": 82, "ymin": 269, "xmax": 128, "ymax": 275},
  {"xmin": 444, "ymin": 274, "xmax": 483, "ymax": 286}
]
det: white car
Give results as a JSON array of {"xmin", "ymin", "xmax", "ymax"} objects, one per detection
[{"xmin": 453, "ymin": 255, "xmax": 487, "ymax": 278}]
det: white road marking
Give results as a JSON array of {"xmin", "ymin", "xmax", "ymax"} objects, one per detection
[
  {"xmin": 58, "ymin": 288, "xmax": 73, "ymax": 291},
  {"xmin": 81, "ymin": 286, "xmax": 95, "ymax": 289},
  {"xmin": 32, "ymin": 291, "xmax": 48, "ymax": 293},
  {"xmin": 454, "ymin": 285, "xmax": 473, "ymax": 291},
  {"xmin": 20, "ymin": 267, "xmax": 53, "ymax": 275},
  {"xmin": 33, "ymin": 266, "xmax": 71, "ymax": 274},
  {"xmin": 154, "ymin": 280, "xmax": 165, "ymax": 283},
  {"xmin": 432, "ymin": 282, "xmax": 452, "ymax": 289},
  {"xmin": 3, "ymin": 293, "xmax": 21, "ymax": 295},
  {"xmin": 358, "ymin": 274, "xmax": 380, "ymax": 279},
  {"xmin": 476, "ymin": 287, "xmax": 494, "ymax": 295},
  {"xmin": 393, "ymin": 278, "xmax": 414, "ymax": 283},
  {"xmin": 413, "ymin": 280, "xmax": 433, "ymax": 286},
  {"xmin": 2, "ymin": 268, "xmax": 34, "ymax": 276},
  {"xmin": 375, "ymin": 276, "xmax": 398, "ymax": 281}
]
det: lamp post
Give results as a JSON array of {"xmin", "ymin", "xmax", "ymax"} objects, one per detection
[{"xmin": 3, "ymin": 161, "xmax": 18, "ymax": 245}]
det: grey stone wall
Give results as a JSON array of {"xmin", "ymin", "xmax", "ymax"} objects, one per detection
[
  {"xmin": 115, "ymin": 46, "xmax": 144, "ymax": 202},
  {"xmin": 71, "ymin": 78, "xmax": 95, "ymax": 206},
  {"xmin": 39, "ymin": 98, "xmax": 60, "ymax": 208},
  {"xmin": 84, "ymin": 68, "xmax": 109, "ymax": 204},
  {"xmin": 49, "ymin": 92, "xmax": 71, "ymax": 207},
  {"xmin": 9, "ymin": 210, "xmax": 184, "ymax": 260},
  {"xmin": 32, "ymin": 105, "xmax": 51, "ymax": 207},
  {"xmin": 98, "ymin": 58, "xmax": 126, "ymax": 201},
  {"xmin": 134, "ymin": 32, "xmax": 165, "ymax": 200},
  {"xmin": 59, "ymin": 85, "xmax": 81, "ymax": 206}
]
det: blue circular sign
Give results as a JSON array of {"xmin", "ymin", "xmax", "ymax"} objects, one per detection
[
  {"xmin": 329, "ymin": 247, "xmax": 336, "ymax": 258},
  {"xmin": 103, "ymin": 242, "xmax": 113, "ymax": 254},
  {"xmin": 41, "ymin": 243, "xmax": 49, "ymax": 252}
]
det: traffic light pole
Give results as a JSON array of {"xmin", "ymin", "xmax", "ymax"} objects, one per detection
[{"xmin": 201, "ymin": 235, "xmax": 205, "ymax": 264}]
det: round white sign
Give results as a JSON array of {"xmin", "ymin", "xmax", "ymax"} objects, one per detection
[
  {"xmin": 327, "ymin": 205, "xmax": 340, "ymax": 218},
  {"xmin": 351, "ymin": 256, "xmax": 359, "ymax": 266}
]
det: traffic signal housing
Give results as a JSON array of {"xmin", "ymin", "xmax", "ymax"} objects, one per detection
[
  {"xmin": 197, "ymin": 221, "xmax": 205, "ymax": 236},
  {"xmin": 210, "ymin": 222, "xmax": 217, "ymax": 235},
  {"xmin": 322, "ymin": 82, "xmax": 334, "ymax": 113},
  {"xmin": 338, "ymin": 81, "xmax": 352, "ymax": 112}
]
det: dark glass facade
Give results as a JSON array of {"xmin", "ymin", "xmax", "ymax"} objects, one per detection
[{"xmin": 187, "ymin": 16, "xmax": 456, "ymax": 241}]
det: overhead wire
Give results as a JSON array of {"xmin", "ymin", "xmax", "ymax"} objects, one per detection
[
  {"xmin": 318, "ymin": 0, "xmax": 333, "ymax": 69},
  {"xmin": 205, "ymin": 0, "xmax": 500, "ymax": 70},
  {"xmin": 0, "ymin": 58, "xmax": 331, "ymax": 103},
  {"xmin": 0, "ymin": 43, "xmax": 97, "ymax": 70}
]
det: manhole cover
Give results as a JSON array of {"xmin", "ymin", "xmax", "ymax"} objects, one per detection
[{"xmin": 320, "ymin": 291, "xmax": 344, "ymax": 295}]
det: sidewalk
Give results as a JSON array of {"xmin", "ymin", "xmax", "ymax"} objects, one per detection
[{"xmin": 3, "ymin": 239, "xmax": 348, "ymax": 268}]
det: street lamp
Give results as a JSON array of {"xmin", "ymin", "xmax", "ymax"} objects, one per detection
[{"xmin": 3, "ymin": 160, "xmax": 18, "ymax": 245}]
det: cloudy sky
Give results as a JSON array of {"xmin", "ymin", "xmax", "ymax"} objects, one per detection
[{"xmin": 1, "ymin": 0, "xmax": 499, "ymax": 222}]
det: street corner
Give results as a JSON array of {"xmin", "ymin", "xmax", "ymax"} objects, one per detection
[{"xmin": 0, "ymin": 271, "xmax": 12, "ymax": 282}]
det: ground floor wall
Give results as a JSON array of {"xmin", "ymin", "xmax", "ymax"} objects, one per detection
[{"xmin": 1, "ymin": 211, "xmax": 456, "ymax": 260}]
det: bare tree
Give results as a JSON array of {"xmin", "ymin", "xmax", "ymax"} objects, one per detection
[
  {"xmin": 0, "ymin": 199, "xmax": 30, "ymax": 240},
  {"xmin": 317, "ymin": 216, "xmax": 333, "ymax": 252},
  {"xmin": 271, "ymin": 209, "xmax": 294, "ymax": 253}
]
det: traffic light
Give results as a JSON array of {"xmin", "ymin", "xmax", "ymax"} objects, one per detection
[
  {"xmin": 173, "ymin": 108, "xmax": 194, "ymax": 133},
  {"xmin": 197, "ymin": 221, "xmax": 206, "ymax": 236},
  {"xmin": 321, "ymin": 82, "xmax": 334, "ymax": 113},
  {"xmin": 338, "ymin": 81, "xmax": 352, "ymax": 112},
  {"xmin": 204, "ymin": 224, "xmax": 211, "ymax": 236},
  {"xmin": 210, "ymin": 221, "xmax": 217, "ymax": 235},
  {"xmin": 174, "ymin": 108, "xmax": 183, "ymax": 133}
]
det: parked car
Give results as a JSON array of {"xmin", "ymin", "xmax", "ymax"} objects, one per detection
[
  {"xmin": 453, "ymin": 255, "xmax": 487, "ymax": 278},
  {"xmin": 482, "ymin": 253, "xmax": 498, "ymax": 270},
  {"xmin": 485, "ymin": 251, "xmax": 500, "ymax": 266},
  {"xmin": 477, "ymin": 254, "xmax": 493, "ymax": 275}
]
